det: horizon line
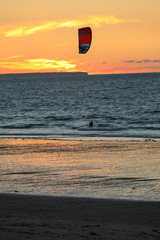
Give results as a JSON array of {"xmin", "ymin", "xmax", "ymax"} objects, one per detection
[{"xmin": 0, "ymin": 71, "xmax": 160, "ymax": 76}]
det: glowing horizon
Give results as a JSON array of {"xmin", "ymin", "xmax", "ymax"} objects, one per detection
[{"xmin": 0, "ymin": 0, "xmax": 160, "ymax": 74}]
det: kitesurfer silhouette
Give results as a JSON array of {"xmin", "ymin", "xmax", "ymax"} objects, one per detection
[{"xmin": 89, "ymin": 121, "xmax": 93, "ymax": 127}]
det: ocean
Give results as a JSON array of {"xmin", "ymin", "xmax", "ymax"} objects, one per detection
[
  {"xmin": 0, "ymin": 72, "xmax": 160, "ymax": 140},
  {"xmin": 0, "ymin": 72, "xmax": 160, "ymax": 201}
]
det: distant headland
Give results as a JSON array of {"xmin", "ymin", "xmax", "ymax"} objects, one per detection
[{"xmin": 0, "ymin": 72, "xmax": 88, "ymax": 79}]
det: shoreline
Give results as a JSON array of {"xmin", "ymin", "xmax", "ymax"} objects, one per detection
[
  {"xmin": 0, "ymin": 193, "xmax": 160, "ymax": 239},
  {"xmin": 0, "ymin": 136, "xmax": 160, "ymax": 142},
  {"xmin": 1, "ymin": 137, "xmax": 160, "ymax": 147}
]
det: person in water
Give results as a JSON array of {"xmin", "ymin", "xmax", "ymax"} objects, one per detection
[{"xmin": 89, "ymin": 121, "xmax": 93, "ymax": 127}]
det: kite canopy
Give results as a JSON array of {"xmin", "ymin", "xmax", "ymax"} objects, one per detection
[{"xmin": 78, "ymin": 27, "xmax": 92, "ymax": 54}]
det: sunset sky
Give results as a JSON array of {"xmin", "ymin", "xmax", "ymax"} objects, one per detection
[{"xmin": 0, "ymin": 0, "xmax": 160, "ymax": 74}]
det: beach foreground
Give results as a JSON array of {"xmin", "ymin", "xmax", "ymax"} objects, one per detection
[{"xmin": 0, "ymin": 193, "xmax": 160, "ymax": 240}]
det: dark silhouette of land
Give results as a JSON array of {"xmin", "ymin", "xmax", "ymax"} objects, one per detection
[{"xmin": 0, "ymin": 72, "xmax": 88, "ymax": 79}]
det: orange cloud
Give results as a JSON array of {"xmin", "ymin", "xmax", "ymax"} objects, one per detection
[
  {"xmin": 7, "ymin": 55, "xmax": 23, "ymax": 59},
  {"xmin": 87, "ymin": 15, "xmax": 123, "ymax": 26},
  {"xmin": 0, "ymin": 58, "xmax": 76, "ymax": 71},
  {"xmin": 2, "ymin": 15, "xmax": 124, "ymax": 37}
]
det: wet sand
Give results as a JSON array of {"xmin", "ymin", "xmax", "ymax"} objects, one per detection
[
  {"xmin": 0, "ymin": 193, "xmax": 160, "ymax": 240},
  {"xmin": 1, "ymin": 138, "xmax": 160, "ymax": 156},
  {"xmin": 0, "ymin": 139, "xmax": 160, "ymax": 239}
]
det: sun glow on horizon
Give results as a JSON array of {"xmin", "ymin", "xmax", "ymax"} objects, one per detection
[{"xmin": 0, "ymin": 58, "xmax": 76, "ymax": 72}]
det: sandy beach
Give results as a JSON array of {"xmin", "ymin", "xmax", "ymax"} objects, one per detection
[
  {"xmin": 0, "ymin": 193, "xmax": 160, "ymax": 240},
  {"xmin": 1, "ymin": 139, "xmax": 160, "ymax": 239}
]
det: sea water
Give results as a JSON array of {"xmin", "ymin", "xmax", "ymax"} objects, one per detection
[
  {"xmin": 0, "ymin": 73, "xmax": 160, "ymax": 201},
  {"xmin": 0, "ymin": 72, "xmax": 160, "ymax": 140}
]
